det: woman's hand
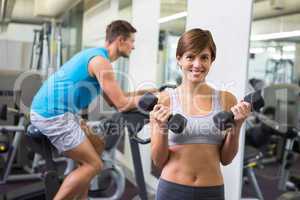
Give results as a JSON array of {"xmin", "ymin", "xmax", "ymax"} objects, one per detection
[
  {"xmin": 231, "ymin": 100, "xmax": 251, "ymax": 127},
  {"xmin": 149, "ymin": 104, "xmax": 171, "ymax": 133}
]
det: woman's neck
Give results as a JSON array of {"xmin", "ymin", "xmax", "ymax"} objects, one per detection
[
  {"xmin": 178, "ymin": 81, "xmax": 211, "ymax": 96},
  {"xmin": 177, "ymin": 81, "xmax": 213, "ymax": 114}
]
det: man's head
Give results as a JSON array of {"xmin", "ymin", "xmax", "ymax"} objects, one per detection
[{"xmin": 106, "ymin": 20, "xmax": 136, "ymax": 58}]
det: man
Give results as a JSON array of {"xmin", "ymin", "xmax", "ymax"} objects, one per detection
[{"xmin": 30, "ymin": 20, "xmax": 152, "ymax": 200}]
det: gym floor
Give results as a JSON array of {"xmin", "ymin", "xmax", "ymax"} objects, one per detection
[
  {"xmin": 242, "ymin": 155, "xmax": 300, "ymax": 200},
  {"xmin": 0, "ymin": 178, "xmax": 143, "ymax": 200},
  {"xmin": 2, "ymin": 158, "xmax": 299, "ymax": 200}
]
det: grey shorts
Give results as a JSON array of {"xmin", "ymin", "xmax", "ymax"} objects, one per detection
[{"xmin": 30, "ymin": 112, "xmax": 86, "ymax": 154}]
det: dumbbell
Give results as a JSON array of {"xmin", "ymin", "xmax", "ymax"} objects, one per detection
[
  {"xmin": 213, "ymin": 90, "xmax": 265, "ymax": 130},
  {"xmin": 158, "ymin": 84, "xmax": 177, "ymax": 92},
  {"xmin": 138, "ymin": 92, "xmax": 187, "ymax": 134}
]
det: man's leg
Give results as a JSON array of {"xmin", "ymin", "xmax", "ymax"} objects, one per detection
[
  {"xmin": 76, "ymin": 163, "xmax": 92, "ymax": 200},
  {"xmin": 53, "ymin": 138, "xmax": 103, "ymax": 200}
]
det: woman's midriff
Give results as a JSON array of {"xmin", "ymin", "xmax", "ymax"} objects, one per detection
[{"xmin": 160, "ymin": 143, "xmax": 223, "ymax": 186}]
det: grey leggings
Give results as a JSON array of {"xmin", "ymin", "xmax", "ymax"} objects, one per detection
[{"xmin": 156, "ymin": 178, "xmax": 225, "ymax": 200}]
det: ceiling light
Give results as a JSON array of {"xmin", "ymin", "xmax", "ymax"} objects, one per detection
[
  {"xmin": 251, "ymin": 30, "xmax": 300, "ymax": 41},
  {"xmin": 158, "ymin": 11, "xmax": 187, "ymax": 24},
  {"xmin": 250, "ymin": 47, "xmax": 265, "ymax": 54},
  {"xmin": 282, "ymin": 45, "xmax": 295, "ymax": 52}
]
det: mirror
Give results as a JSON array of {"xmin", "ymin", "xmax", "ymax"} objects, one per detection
[{"xmin": 243, "ymin": 1, "xmax": 300, "ymax": 199}]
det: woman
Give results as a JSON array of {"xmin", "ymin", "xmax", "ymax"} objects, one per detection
[{"xmin": 150, "ymin": 28, "xmax": 251, "ymax": 200}]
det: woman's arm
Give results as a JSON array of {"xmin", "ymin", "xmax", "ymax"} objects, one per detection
[
  {"xmin": 219, "ymin": 91, "xmax": 251, "ymax": 165},
  {"xmin": 150, "ymin": 92, "xmax": 171, "ymax": 169},
  {"xmin": 220, "ymin": 124, "xmax": 242, "ymax": 166}
]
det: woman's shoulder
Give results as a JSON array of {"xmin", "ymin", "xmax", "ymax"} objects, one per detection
[{"xmin": 218, "ymin": 90, "xmax": 237, "ymax": 112}]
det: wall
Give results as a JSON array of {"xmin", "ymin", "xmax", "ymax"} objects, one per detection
[
  {"xmin": 82, "ymin": 0, "xmax": 119, "ymax": 47},
  {"xmin": 0, "ymin": 23, "xmax": 40, "ymax": 70},
  {"xmin": 186, "ymin": 0, "xmax": 253, "ymax": 199}
]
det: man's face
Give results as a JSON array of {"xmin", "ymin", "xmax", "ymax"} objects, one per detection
[{"xmin": 118, "ymin": 33, "xmax": 135, "ymax": 58}]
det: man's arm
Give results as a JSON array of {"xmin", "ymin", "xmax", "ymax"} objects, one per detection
[
  {"xmin": 103, "ymin": 91, "xmax": 115, "ymax": 107},
  {"xmin": 88, "ymin": 56, "xmax": 138, "ymax": 112}
]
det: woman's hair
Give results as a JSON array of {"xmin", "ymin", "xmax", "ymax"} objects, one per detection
[
  {"xmin": 176, "ymin": 28, "xmax": 216, "ymax": 61},
  {"xmin": 106, "ymin": 20, "xmax": 137, "ymax": 43}
]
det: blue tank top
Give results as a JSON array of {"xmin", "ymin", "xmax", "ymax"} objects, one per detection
[
  {"xmin": 31, "ymin": 47, "xmax": 109, "ymax": 118},
  {"xmin": 167, "ymin": 88, "xmax": 226, "ymax": 146}
]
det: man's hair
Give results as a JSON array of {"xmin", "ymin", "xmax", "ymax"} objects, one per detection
[
  {"xmin": 176, "ymin": 28, "xmax": 216, "ymax": 62},
  {"xmin": 106, "ymin": 20, "xmax": 137, "ymax": 43}
]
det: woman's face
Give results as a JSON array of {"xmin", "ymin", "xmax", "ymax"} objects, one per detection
[{"xmin": 178, "ymin": 47, "xmax": 213, "ymax": 83}]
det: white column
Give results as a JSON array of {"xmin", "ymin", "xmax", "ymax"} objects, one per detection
[
  {"xmin": 186, "ymin": 0, "xmax": 253, "ymax": 199},
  {"xmin": 129, "ymin": 0, "xmax": 160, "ymax": 89},
  {"xmin": 126, "ymin": 0, "xmax": 160, "ymax": 189}
]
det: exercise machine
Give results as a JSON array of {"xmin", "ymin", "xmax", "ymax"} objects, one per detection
[
  {"xmin": 24, "ymin": 109, "xmax": 153, "ymax": 200},
  {"xmin": 0, "ymin": 104, "xmax": 74, "ymax": 200}
]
